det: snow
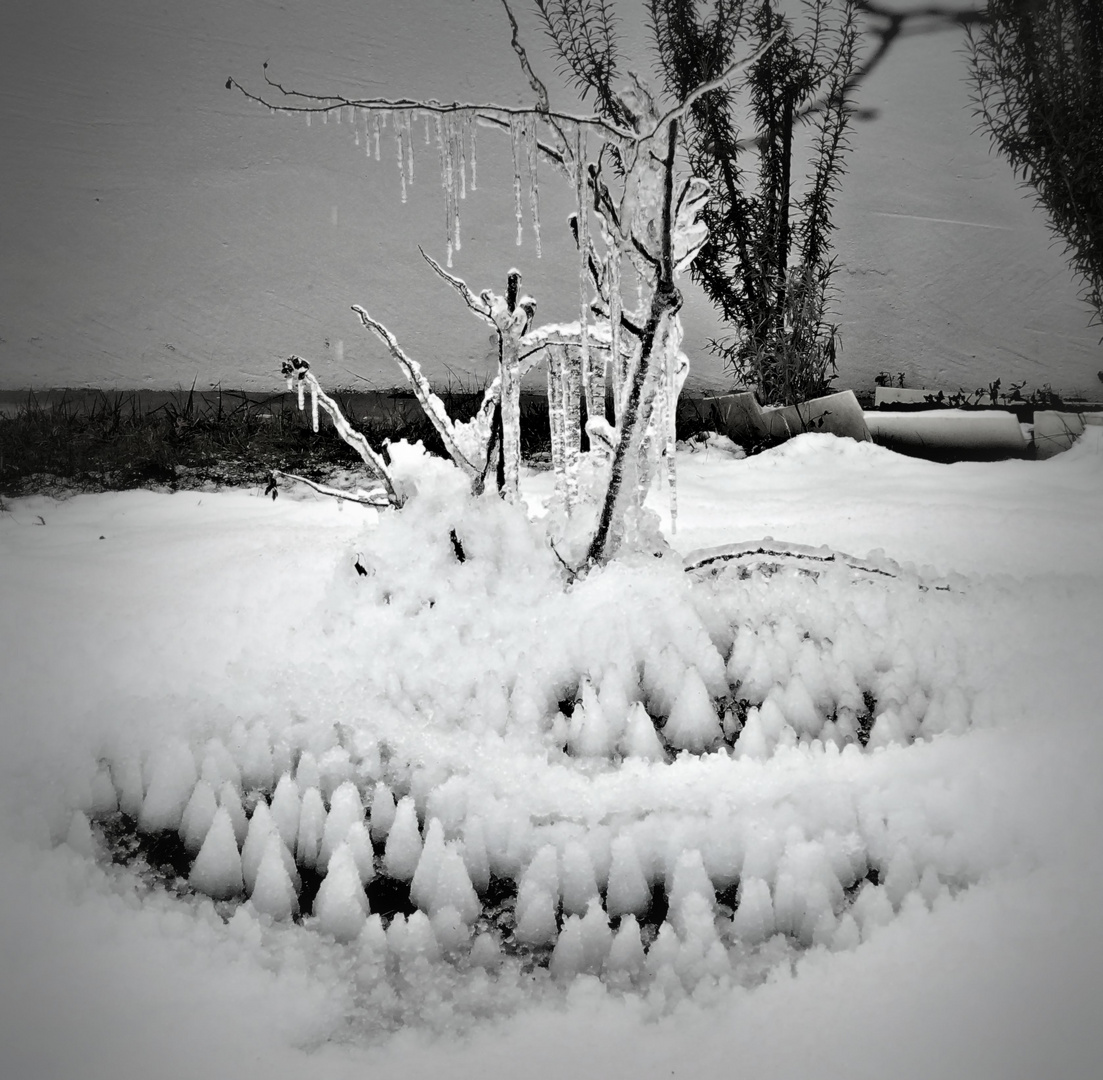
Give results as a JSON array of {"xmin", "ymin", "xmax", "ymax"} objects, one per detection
[{"xmin": 1, "ymin": 430, "xmax": 1103, "ymax": 1078}]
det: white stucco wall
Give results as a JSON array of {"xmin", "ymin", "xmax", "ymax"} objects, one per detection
[{"xmin": 1, "ymin": 0, "xmax": 1099, "ymax": 396}]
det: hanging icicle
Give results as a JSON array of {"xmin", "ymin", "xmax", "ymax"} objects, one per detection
[
  {"xmin": 405, "ymin": 110, "xmax": 415, "ymax": 186},
  {"xmin": 563, "ymin": 342, "xmax": 582, "ymax": 508},
  {"xmin": 395, "ymin": 111, "xmax": 408, "ymax": 203},
  {"xmin": 467, "ymin": 111, "xmax": 477, "ymax": 191},
  {"xmin": 296, "ymin": 374, "xmax": 305, "ymax": 411},
  {"xmin": 306, "ymin": 112, "xmax": 312, "ymax": 127},
  {"xmin": 575, "ymin": 124, "xmax": 590, "ymax": 414},
  {"xmin": 455, "ymin": 111, "xmax": 467, "ymax": 201},
  {"xmin": 310, "ymin": 378, "xmax": 319, "ymax": 433},
  {"xmin": 609, "ymin": 237, "xmax": 623, "ymax": 413},
  {"xmin": 664, "ymin": 346, "xmax": 678, "ymax": 534},
  {"xmin": 435, "ymin": 115, "xmax": 455, "ymax": 267},
  {"xmin": 546, "ymin": 343, "xmax": 567, "ymax": 506},
  {"xmin": 373, "ymin": 112, "xmax": 384, "ymax": 161},
  {"xmin": 448, "ymin": 115, "xmax": 462, "ymax": 253},
  {"xmin": 525, "ymin": 116, "xmax": 541, "ymax": 258},
  {"xmin": 509, "ymin": 115, "xmax": 523, "ymax": 247},
  {"xmin": 424, "ymin": 113, "xmax": 431, "ymax": 145}
]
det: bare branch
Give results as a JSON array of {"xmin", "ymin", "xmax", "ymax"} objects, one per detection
[{"xmin": 499, "ymin": 0, "xmax": 551, "ymax": 114}]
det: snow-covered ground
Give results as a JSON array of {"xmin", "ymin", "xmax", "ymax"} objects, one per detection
[{"xmin": 2, "ymin": 431, "xmax": 1102, "ymax": 1079}]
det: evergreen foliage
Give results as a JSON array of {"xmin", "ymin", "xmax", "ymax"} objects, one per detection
[
  {"xmin": 650, "ymin": 0, "xmax": 860, "ymax": 405},
  {"xmin": 966, "ymin": 0, "xmax": 1103, "ymax": 331},
  {"xmin": 534, "ymin": 1, "xmax": 631, "ymax": 126}
]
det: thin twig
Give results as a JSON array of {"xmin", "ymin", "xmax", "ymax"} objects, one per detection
[{"xmin": 271, "ymin": 470, "xmax": 391, "ymax": 506}]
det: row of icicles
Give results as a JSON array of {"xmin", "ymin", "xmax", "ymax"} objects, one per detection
[{"xmin": 285, "ymin": 103, "xmax": 556, "ymax": 268}]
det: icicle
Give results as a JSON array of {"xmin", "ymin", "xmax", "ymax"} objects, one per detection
[
  {"xmin": 588, "ymin": 341, "xmax": 607, "ymax": 431},
  {"xmin": 405, "ymin": 110, "xmax": 415, "ymax": 186},
  {"xmin": 525, "ymin": 116, "xmax": 541, "ymax": 258},
  {"xmin": 665, "ymin": 356, "xmax": 678, "ymax": 534},
  {"xmin": 546, "ymin": 343, "xmax": 567, "ymax": 506},
  {"xmin": 424, "ymin": 113, "xmax": 431, "ymax": 145},
  {"xmin": 563, "ymin": 343, "xmax": 582, "ymax": 508},
  {"xmin": 306, "ymin": 112, "xmax": 311, "ymax": 127},
  {"xmin": 609, "ymin": 237, "xmax": 623, "ymax": 414},
  {"xmin": 373, "ymin": 112, "xmax": 383, "ymax": 161},
  {"xmin": 456, "ymin": 113, "xmax": 466, "ymax": 201},
  {"xmin": 395, "ymin": 111, "xmax": 407, "ymax": 203},
  {"xmin": 436, "ymin": 115, "xmax": 454, "ymax": 267},
  {"xmin": 296, "ymin": 376, "xmax": 304, "ymax": 411},
  {"xmin": 323, "ymin": 110, "xmax": 328, "ymax": 124},
  {"xmin": 499, "ymin": 289, "xmax": 523, "ymax": 504},
  {"xmin": 575, "ymin": 124, "xmax": 590, "ymax": 412},
  {"xmin": 468, "ymin": 112, "xmax": 477, "ymax": 191},
  {"xmin": 310, "ymin": 379, "xmax": 319, "ymax": 433},
  {"xmin": 448, "ymin": 116, "xmax": 461, "ymax": 252},
  {"xmin": 510, "ymin": 116, "xmax": 523, "ymax": 247}
]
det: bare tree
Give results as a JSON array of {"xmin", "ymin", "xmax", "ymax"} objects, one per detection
[{"xmin": 227, "ymin": 1, "xmax": 777, "ymax": 566}]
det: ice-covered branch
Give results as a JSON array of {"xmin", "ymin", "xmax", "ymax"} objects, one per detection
[
  {"xmin": 418, "ymin": 248, "xmax": 495, "ymax": 324},
  {"xmin": 269, "ymin": 469, "xmax": 392, "ymax": 507},
  {"xmin": 280, "ymin": 356, "xmax": 402, "ymax": 507},
  {"xmin": 350, "ymin": 306, "xmax": 482, "ymax": 483},
  {"xmin": 225, "ymin": 72, "xmax": 634, "ymax": 145}
]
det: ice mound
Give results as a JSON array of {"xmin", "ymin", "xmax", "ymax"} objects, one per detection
[
  {"xmin": 189, "ymin": 807, "xmax": 244, "ymax": 899},
  {"xmin": 63, "ymin": 479, "xmax": 1001, "ymax": 1021},
  {"xmin": 314, "ymin": 842, "xmax": 369, "ymax": 942}
]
